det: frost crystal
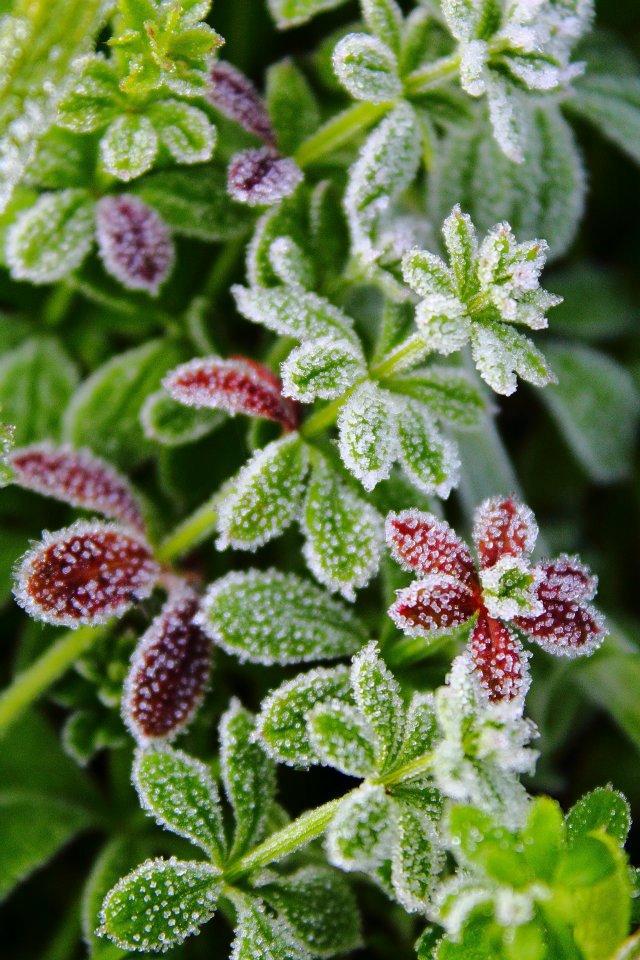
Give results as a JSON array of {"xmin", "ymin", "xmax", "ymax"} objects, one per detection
[
  {"xmin": 386, "ymin": 497, "xmax": 606, "ymax": 701},
  {"xmin": 207, "ymin": 61, "xmax": 275, "ymax": 144},
  {"xmin": 227, "ymin": 147, "xmax": 303, "ymax": 207},
  {"xmin": 95, "ymin": 195, "xmax": 174, "ymax": 296},
  {"xmin": 9, "ymin": 442, "xmax": 145, "ymax": 532},
  {"xmin": 163, "ymin": 356, "xmax": 300, "ymax": 430},
  {"xmin": 123, "ymin": 585, "xmax": 212, "ymax": 743},
  {"xmin": 13, "ymin": 520, "xmax": 159, "ymax": 627}
]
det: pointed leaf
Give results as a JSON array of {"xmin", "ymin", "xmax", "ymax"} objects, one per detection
[
  {"xmin": 337, "ymin": 380, "xmax": 397, "ymax": 491},
  {"xmin": 327, "ymin": 783, "xmax": 395, "ymax": 872},
  {"xmin": 384, "ymin": 366, "xmax": 486, "ymax": 427},
  {"xmin": 470, "ymin": 319, "xmax": 555, "ymax": 396},
  {"xmin": 350, "ymin": 641, "xmax": 404, "ymax": 772},
  {"xmin": 233, "ymin": 284, "xmax": 357, "ymax": 344},
  {"xmin": 392, "ymin": 804, "xmax": 443, "ymax": 911},
  {"xmin": 266, "ymin": 59, "xmax": 320, "ymax": 154},
  {"xmin": 308, "ymin": 701, "xmax": 377, "ymax": 777},
  {"xmin": 231, "ymin": 900, "xmax": 307, "ymax": 960},
  {"xmin": 396, "ymin": 398, "xmax": 460, "ymax": 498}
]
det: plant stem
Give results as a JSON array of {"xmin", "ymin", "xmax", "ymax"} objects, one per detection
[
  {"xmin": 294, "ymin": 102, "xmax": 389, "ymax": 168},
  {"xmin": 224, "ymin": 796, "xmax": 343, "ymax": 882},
  {"xmin": 156, "ymin": 496, "xmax": 220, "ymax": 564},
  {"xmin": 371, "ymin": 332, "xmax": 429, "ymax": 379},
  {"xmin": 384, "ymin": 633, "xmax": 450, "ymax": 669},
  {"xmin": 43, "ymin": 283, "xmax": 75, "ymax": 327},
  {"xmin": 378, "ymin": 752, "xmax": 434, "ymax": 786},
  {"xmin": 405, "ymin": 53, "xmax": 461, "ymax": 95},
  {"xmin": 0, "ymin": 625, "xmax": 103, "ymax": 735},
  {"xmin": 299, "ymin": 380, "xmax": 362, "ymax": 439}
]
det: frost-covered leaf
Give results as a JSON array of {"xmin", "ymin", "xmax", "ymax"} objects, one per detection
[
  {"xmin": 268, "ymin": 235, "xmax": 316, "ymax": 289},
  {"xmin": 333, "ymin": 34, "xmax": 402, "ymax": 105},
  {"xmin": 566, "ymin": 788, "xmax": 631, "ymax": 848},
  {"xmin": 389, "ymin": 575, "xmax": 477, "ymax": 640},
  {"xmin": 473, "ymin": 496, "xmax": 537, "ymax": 569},
  {"xmin": 471, "ymin": 320, "xmax": 555, "ymax": 396},
  {"xmin": 207, "ymin": 61, "xmax": 274, "ymax": 143},
  {"xmin": 64, "ymin": 338, "xmax": 185, "ymax": 469},
  {"xmin": 396, "ymin": 399, "xmax": 460, "ymax": 498},
  {"xmin": 540, "ymin": 343, "xmax": 640, "ymax": 483},
  {"xmin": 6, "ymin": 189, "xmax": 94, "ymax": 283},
  {"xmin": 14, "ymin": 520, "xmax": 159, "ymax": 627},
  {"xmin": 327, "ymin": 783, "xmax": 395, "ymax": 872},
  {"xmin": 0, "ymin": 337, "xmax": 78, "ymax": 444},
  {"xmin": 267, "ymin": 0, "xmax": 349, "ymax": 29},
  {"xmin": 56, "ymin": 55, "xmax": 120, "ymax": 133},
  {"xmin": 233, "ymin": 284, "xmax": 357, "ymax": 344},
  {"xmin": 345, "ymin": 102, "xmax": 421, "ymax": 263},
  {"xmin": 133, "ymin": 167, "xmax": 252, "ymax": 242},
  {"xmin": 148, "ymin": 99, "xmax": 216, "ymax": 164},
  {"xmin": 520, "ymin": 796, "xmax": 564, "ymax": 882},
  {"xmin": 281, "ymin": 337, "xmax": 365, "ymax": 403},
  {"xmin": 123, "ymin": 585, "xmax": 212, "ymax": 743},
  {"xmin": 362, "ymin": 0, "xmax": 403, "ymax": 54},
  {"xmin": 100, "ymin": 114, "xmax": 158, "ymax": 181},
  {"xmin": 441, "ymin": 204, "xmax": 478, "ymax": 300},
  {"xmin": 302, "ymin": 454, "xmax": 382, "ymax": 599},
  {"xmin": 247, "ymin": 189, "xmax": 309, "ymax": 288},
  {"xmin": 393, "ymin": 691, "xmax": 438, "ymax": 769},
  {"xmin": 469, "ymin": 613, "xmax": 529, "ymax": 703},
  {"xmin": 386, "ymin": 509, "xmax": 476, "ymax": 583},
  {"xmin": 231, "ymin": 900, "xmax": 305, "ymax": 960},
  {"xmin": 216, "ymin": 434, "xmax": 309, "ymax": 550},
  {"xmin": 9, "ymin": 442, "xmax": 145, "ymax": 531},
  {"xmin": 220, "ymin": 701, "xmax": 276, "ymax": 858},
  {"xmin": 99, "ymin": 857, "xmax": 221, "ymax": 951},
  {"xmin": 308, "ymin": 701, "xmax": 377, "ymax": 777},
  {"xmin": 350, "ymin": 641, "xmax": 404, "ymax": 772},
  {"xmin": 266, "ymin": 59, "xmax": 320, "ymax": 154},
  {"xmin": 384, "ymin": 367, "xmax": 486, "ymax": 427},
  {"xmin": 392, "ymin": 805, "xmax": 442, "ymax": 911},
  {"xmin": 227, "ymin": 147, "xmax": 303, "ymax": 207},
  {"xmin": 257, "ymin": 866, "xmax": 362, "ymax": 957},
  {"xmin": 256, "ymin": 665, "xmax": 352, "ymax": 767},
  {"xmin": 198, "ymin": 569, "xmax": 366, "ymax": 665},
  {"xmin": 133, "ymin": 744, "xmax": 226, "ymax": 863},
  {"xmin": 337, "ymin": 380, "xmax": 397, "ymax": 491},
  {"xmin": 95, "ymin": 195, "xmax": 174, "ymax": 296},
  {"xmin": 141, "ymin": 389, "xmax": 224, "ymax": 446}
]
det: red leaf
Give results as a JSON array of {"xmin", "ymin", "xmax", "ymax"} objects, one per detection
[
  {"xmin": 95, "ymin": 195, "xmax": 174, "ymax": 296},
  {"xmin": 9, "ymin": 443, "xmax": 145, "ymax": 532},
  {"xmin": 386, "ymin": 510, "xmax": 477, "ymax": 587},
  {"xmin": 207, "ymin": 61, "xmax": 275, "ymax": 144},
  {"xmin": 14, "ymin": 520, "xmax": 159, "ymax": 626},
  {"xmin": 515, "ymin": 601, "xmax": 605, "ymax": 657},
  {"xmin": 534, "ymin": 554, "xmax": 597, "ymax": 604},
  {"xmin": 163, "ymin": 356, "xmax": 300, "ymax": 430},
  {"xmin": 123, "ymin": 585, "xmax": 212, "ymax": 743},
  {"xmin": 227, "ymin": 147, "xmax": 303, "ymax": 207},
  {"xmin": 389, "ymin": 574, "xmax": 478, "ymax": 638},
  {"xmin": 469, "ymin": 614, "xmax": 529, "ymax": 703},
  {"xmin": 473, "ymin": 496, "xmax": 538, "ymax": 569}
]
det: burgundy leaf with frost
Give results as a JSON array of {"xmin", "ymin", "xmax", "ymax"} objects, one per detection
[
  {"xmin": 515, "ymin": 600, "xmax": 604, "ymax": 656},
  {"xmin": 9, "ymin": 443, "xmax": 145, "ymax": 532},
  {"xmin": 389, "ymin": 575, "xmax": 478, "ymax": 638},
  {"xmin": 95, "ymin": 195, "xmax": 174, "ymax": 296},
  {"xmin": 469, "ymin": 614, "xmax": 529, "ymax": 703},
  {"xmin": 13, "ymin": 520, "xmax": 159, "ymax": 627},
  {"xmin": 163, "ymin": 356, "xmax": 300, "ymax": 430},
  {"xmin": 123, "ymin": 584, "xmax": 212, "ymax": 743},
  {"xmin": 473, "ymin": 496, "xmax": 538, "ymax": 569},
  {"xmin": 207, "ymin": 61, "xmax": 275, "ymax": 144},
  {"xmin": 386, "ymin": 510, "xmax": 477, "ymax": 587},
  {"xmin": 227, "ymin": 146, "xmax": 303, "ymax": 207},
  {"xmin": 534, "ymin": 554, "xmax": 597, "ymax": 603}
]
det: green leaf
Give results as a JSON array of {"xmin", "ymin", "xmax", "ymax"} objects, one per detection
[
  {"xmin": 557, "ymin": 836, "xmax": 617, "ymax": 887},
  {"xmin": 338, "ymin": 380, "xmax": 397, "ymax": 491},
  {"xmin": 267, "ymin": 0, "xmax": 349, "ymax": 29},
  {"xmin": 391, "ymin": 804, "xmax": 442, "ymax": 911},
  {"xmin": 258, "ymin": 866, "xmax": 362, "ymax": 957},
  {"xmin": 247, "ymin": 189, "xmax": 309, "ymax": 288},
  {"xmin": 100, "ymin": 114, "xmax": 158, "ymax": 182},
  {"xmin": 99, "ymin": 857, "xmax": 221, "ymax": 951},
  {"xmin": 148, "ymin": 99, "xmax": 216, "ymax": 164},
  {"xmin": 57, "ymin": 56, "xmax": 120, "ymax": 133},
  {"xmin": 64, "ymin": 338, "xmax": 185, "ymax": 469},
  {"xmin": 384, "ymin": 366, "xmax": 486, "ymax": 427},
  {"xmin": 447, "ymin": 806, "xmax": 530, "ymax": 887},
  {"xmin": 350, "ymin": 641, "xmax": 404, "ymax": 773},
  {"xmin": 256, "ymin": 665, "xmax": 352, "ymax": 767},
  {"xmin": 392, "ymin": 691, "xmax": 438, "ymax": 769},
  {"xmin": 396, "ymin": 398, "xmax": 460, "ymax": 497},
  {"xmin": 231, "ymin": 900, "xmax": 303, "ymax": 960},
  {"xmin": 471, "ymin": 319, "xmax": 555, "ymax": 397},
  {"xmin": 570, "ymin": 70, "xmax": 640, "ymax": 166},
  {"xmin": 568, "ymin": 834, "xmax": 631, "ymax": 960},
  {"xmin": 332, "ymin": 33, "xmax": 402, "ymax": 105},
  {"xmin": 221, "ymin": 702, "xmax": 276, "ymax": 858},
  {"xmin": 266, "ymin": 59, "xmax": 321, "ymax": 154},
  {"xmin": 133, "ymin": 166, "xmax": 252, "ymax": 241},
  {"xmin": 327, "ymin": 783, "xmax": 394, "ymax": 873},
  {"xmin": 281, "ymin": 337, "xmax": 365, "ymax": 403},
  {"xmin": 6, "ymin": 189, "xmax": 95, "ymax": 283},
  {"xmin": 565, "ymin": 788, "xmax": 631, "ymax": 848},
  {"xmin": 0, "ymin": 336, "xmax": 78, "ymax": 444},
  {"xmin": 362, "ymin": 0, "xmax": 403, "ymax": 55},
  {"xmin": 308, "ymin": 701, "xmax": 377, "ymax": 777},
  {"xmin": 521, "ymin": 797, "xmax": 565, "ymax": 882},
  {"xmin": 302, "ymin": 454, "xmax": 382, "ymax": 599},
  {"xmin": 441, "ymin": 204, "xmax": 479, "ymax": 300},
  {"xmin": 548, "ymin": 265, "xmax": 638, "ymax": 340},
  {"xmin": 268, "ymin": 236, "xmax": 316, "ymax": 289},
  {"xmin": 200, "ymin": 568, "xmax": 366, "ymax": 665},
  {"xmin": 233, "ymin": 284, "xmax": 358, "ymax": 345},
  {"xmin": 216, "ymin": 434, "xmax": 309, "ymax": 550},
  {"xmin": 133, "ymin": 745, "xmax": 227, "ymax": 864},
  {"xmin": 141, "ymin": 389, "xmax": 224, "ymax": 446},
  {"xmin": 540, "ymin": 343, "xmax": 640, "ymax": 483}
]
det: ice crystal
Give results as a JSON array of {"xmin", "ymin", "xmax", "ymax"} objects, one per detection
[
  {"xmin": 123, "ymin": 585, "xmax": 212, "ymax": 743},
  {"xmin": 13, "ymin": 520, "xmax": 159, "ymax": 627},
  {"xmin": 164, "ymin": 356, "xmax": 300, "ymax": 430},
  {"xmin": 9, "ymin": 442, "xmax": 145, "ymax": 532},
  {"xmin": 227, "ymin": 147, "xmax": 303, "ymax": 207},
  {"xmin": 95, "ymin": 195, "xmax": 174, "ymax": 296},
  {"xmin": 207, "ymin": 61, "xmax": 275, "ymax": 144}
]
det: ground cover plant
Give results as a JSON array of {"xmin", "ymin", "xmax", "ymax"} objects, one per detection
[{"xmin": 0, "ymin": 0, "xmax": 640, "ymax": 957}]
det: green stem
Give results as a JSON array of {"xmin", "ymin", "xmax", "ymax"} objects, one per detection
[
  {"xmin": 405, "ymin": 53, "xmax": 461, "ymax": 95},
  {"xmin": 299, "ymin": 380, "xmax": 363, "ymax": 440},
  {"xmin": 156, "ymin": 496, "xmax": 220, "ymax": 564},
  {"xmin": 371, "ymin": 332, "xmax": 429, "ymax": 380},
  {"xmin": 0, "ymin": 625, "xmax": 103, "ymax": 735},
  {"xmin": 225, "ymin": 797, "xmax": 343, "ymax": 882},
  {"xmin": 294, "ymin": 102, "xmax": 389, "ymax": 168},
  {"xmin": 378, "ymin": 752, "xmax": 434, "ymax": 786},
  {"xmin": 384, "ymin": 633, "xmax": 450, "ymax": 669},
  {"xmin": 43, "ymin": 283, "xmax": 75, "ymax": 327}
]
